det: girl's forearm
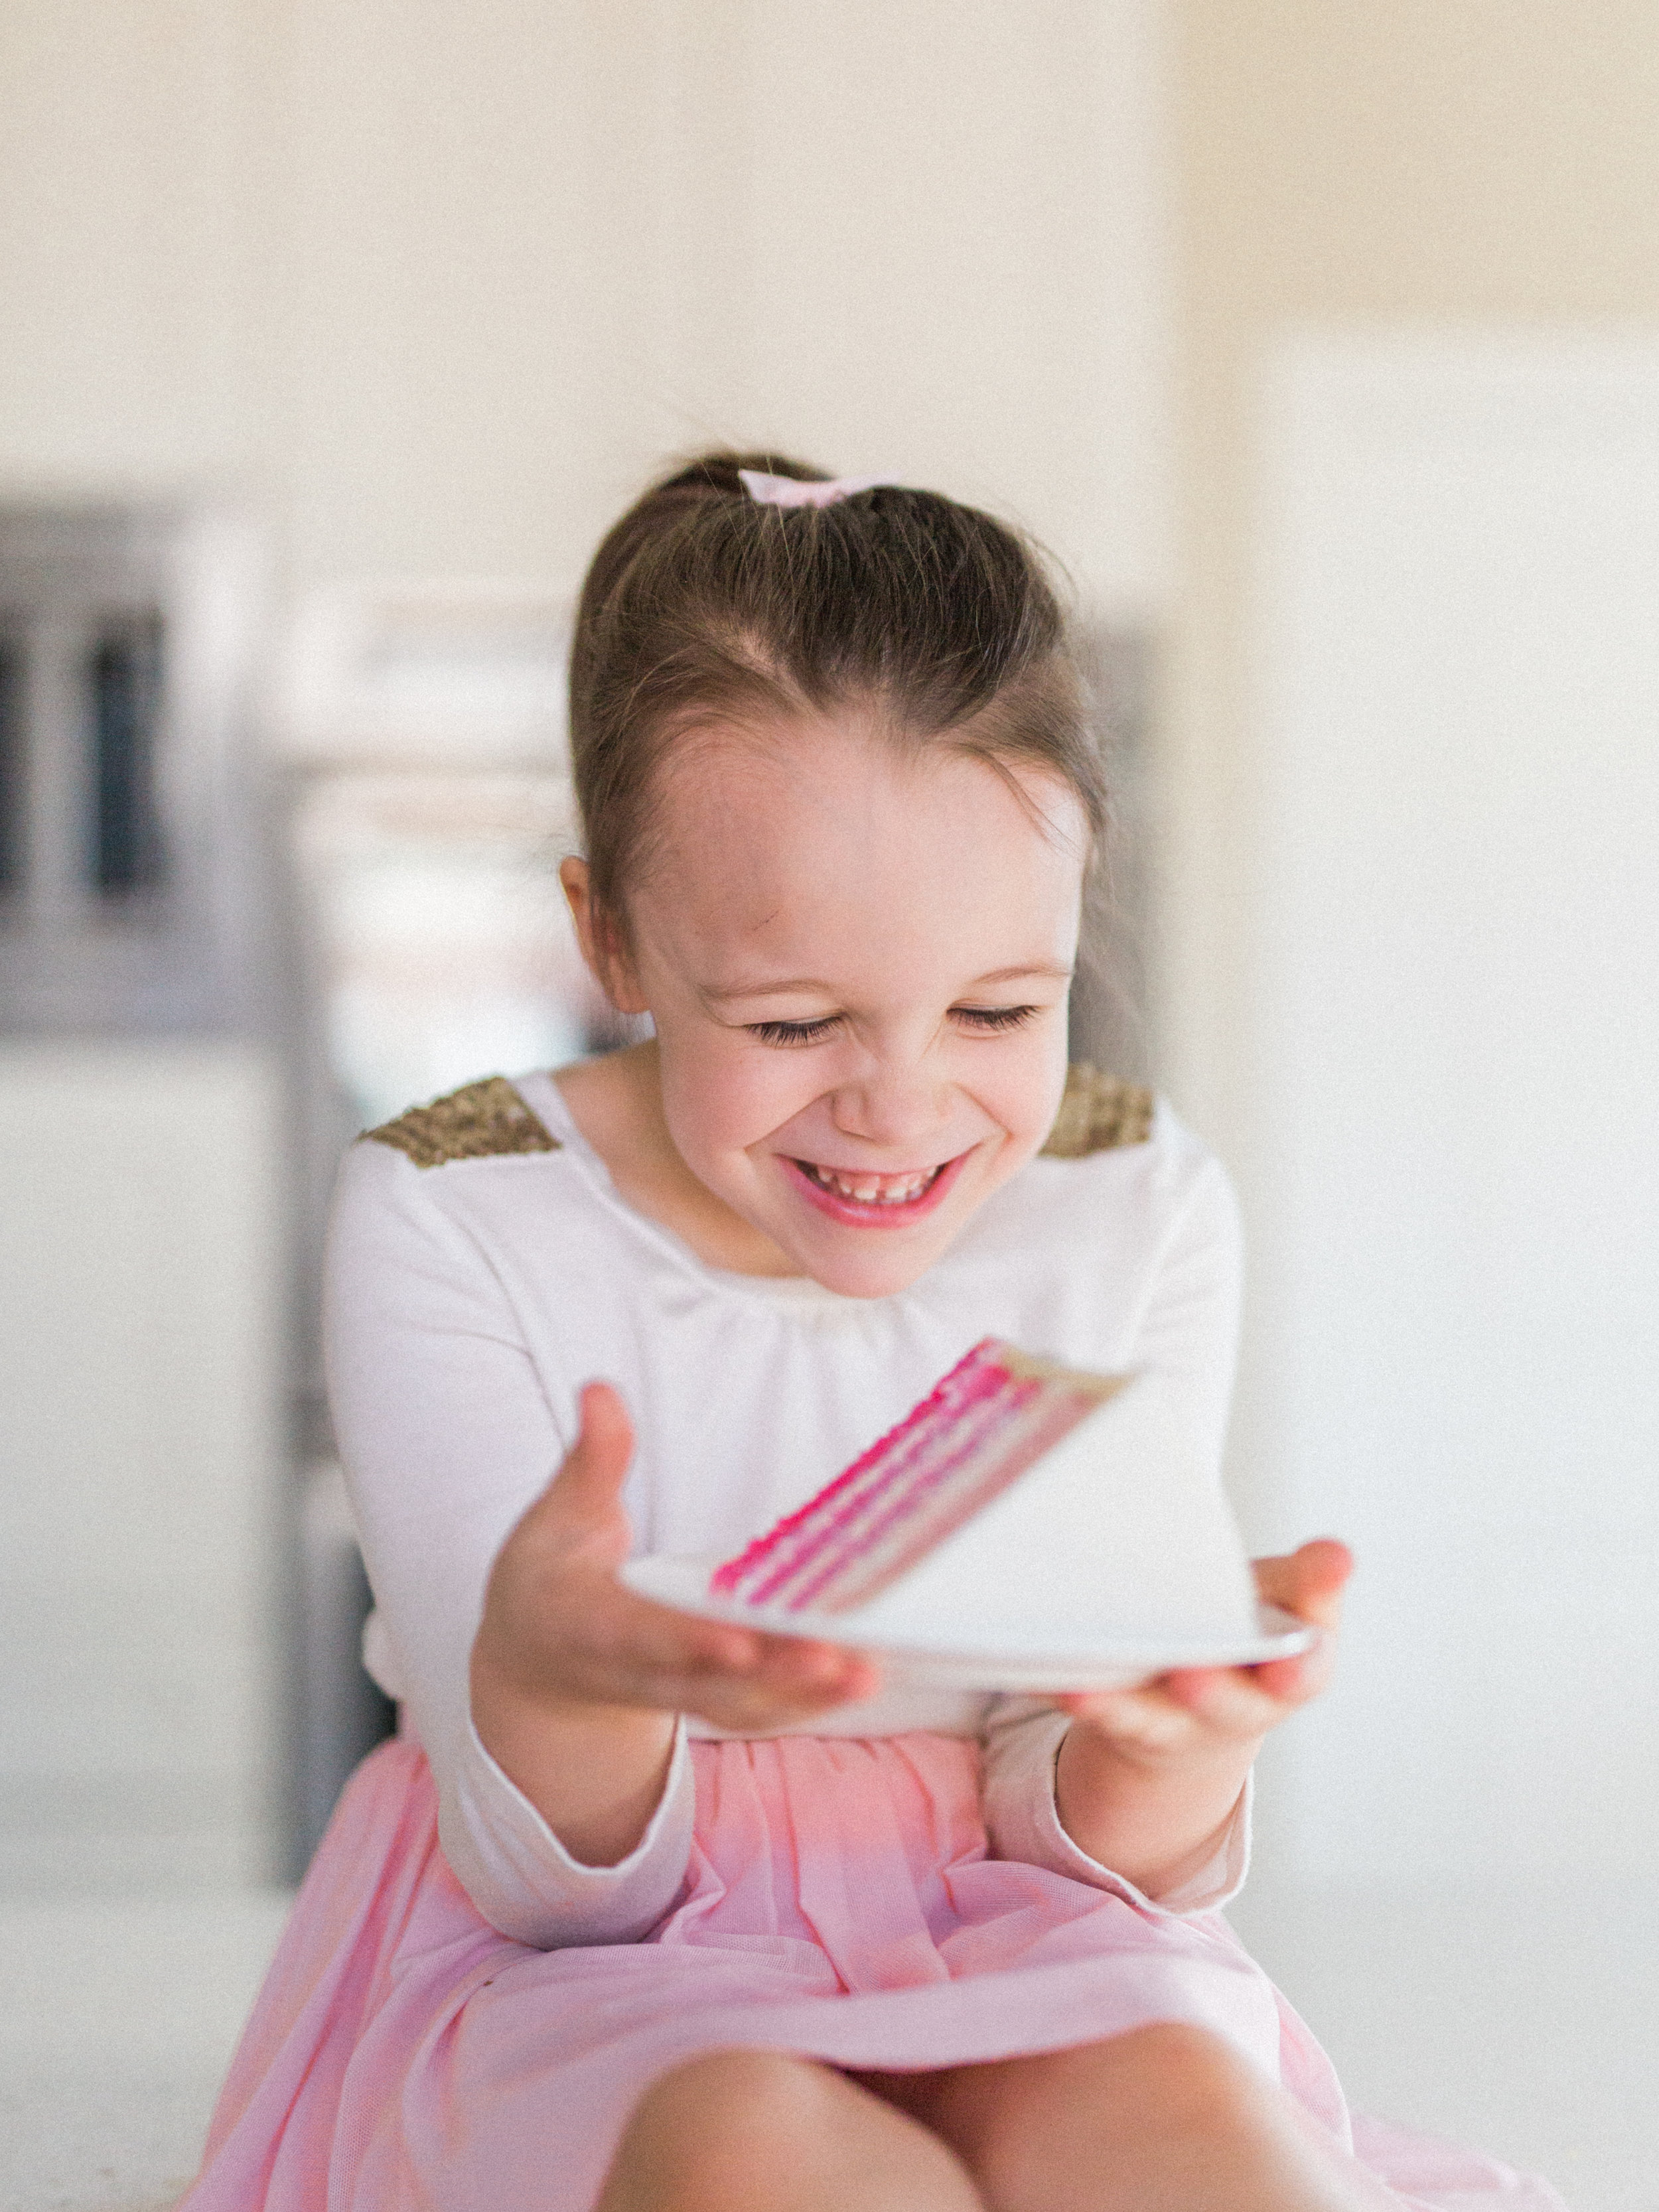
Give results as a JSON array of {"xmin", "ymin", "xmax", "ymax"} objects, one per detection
[
  {"xmin": 470, "ymin": 1647, "xmax": 678, "ymax": 1867},
  {"xmin": 1053, "ymin": 1722, "xmax": 1257, "ymax": 1900}
]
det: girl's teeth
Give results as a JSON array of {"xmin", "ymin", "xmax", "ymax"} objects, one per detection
[{"xmin": 806, "ymin": 1164, "xmax": 937, "ymax": 1205}]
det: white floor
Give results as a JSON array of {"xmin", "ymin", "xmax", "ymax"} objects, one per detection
[
  {"xmin": 2, "ymin": 1881, "xmax": 1653, "ymax": 2210},
  {"xmin": 1, "ymin": 1892, "xmax": 292, "ymax": 2212}
]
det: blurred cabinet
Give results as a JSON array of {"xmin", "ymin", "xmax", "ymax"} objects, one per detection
[
  {"xmin": 0, "ymin": 1041, "xmax": 282, "ymax": 1889},
  {"xmin": 0, "ymin": 506, "xmax": 282, "ymax": 1891}
]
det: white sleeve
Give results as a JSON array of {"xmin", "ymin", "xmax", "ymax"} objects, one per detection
[
  {"xmin": 981, "ymin": 1148, "xmax": 1252, "ymax": 1914},
  {"xmin": 323, "ymin": 1139, "xmax": 695, "ymax": 1947}
]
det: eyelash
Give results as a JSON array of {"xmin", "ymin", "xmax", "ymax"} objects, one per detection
[
  {"xmin": 744, "ymin": 1005, "xmax": 1039, "ymax": 1048},
  {"xmin": 956, "ymin": 1004, "xmax": 1039, "ymax": 1033},
  {"xmin": 746, "ymin": 1017, "xmax": 842, "ymax": 1047}
]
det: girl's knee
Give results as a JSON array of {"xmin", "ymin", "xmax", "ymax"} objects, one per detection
[
  {"xmin": 1099, "ymin": 2020, "xmax": 1273, "ymax": 2120},
  {"xmin": 603, "ymin": 2050, "xmax": 823, "ymax": 2209},
  {"xmin": 608, "ymin": 2048, "xmax": 981, "ymax": 2212},
  {"xmin": 626, "ymin": 2047, "xmax": 828, "ymax": 2152},
  {"xmin": 965, "ymin": 2025, "xmax": 1279, "ymax": 2211}
]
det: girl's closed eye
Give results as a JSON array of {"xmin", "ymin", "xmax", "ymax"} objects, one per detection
[
  {"xmin": 952, "ymin": 1003, "xmax": 1040, "ymax": 1033},
  {"xmin": 744, "ymin": 1004, "xmax": 1042, "ymax": 1048},
  {"xmin": 745, "ymin": 1015, "xmax": 844, "ymax": 1046}
]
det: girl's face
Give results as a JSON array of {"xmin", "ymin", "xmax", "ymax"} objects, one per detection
[{"xmin": 594, "ymin": 717, "xmax": 1086, "ymax": 1299}]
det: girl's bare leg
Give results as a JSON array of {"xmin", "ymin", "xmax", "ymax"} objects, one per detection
[
  {"xmin": 596, "ymin": 2047, "xmax": 985, "ymax": 2212},
  {"xmin": 859, "ymin": 2025, "xmax": 1403, "ymax": 2212}
]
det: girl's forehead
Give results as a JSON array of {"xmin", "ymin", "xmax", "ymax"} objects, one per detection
[
  {"xmin": 634, "ymin": 717, "xmax": 1086, "ymax": 971},
  {"xmin": 648, "ymin": 714, "xmax": 1087, "ymax": 876}
]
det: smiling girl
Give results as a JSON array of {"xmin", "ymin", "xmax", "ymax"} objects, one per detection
[{"xmin": 183, "ymin": 455, "xmax": 1565, "ymax": 2212}]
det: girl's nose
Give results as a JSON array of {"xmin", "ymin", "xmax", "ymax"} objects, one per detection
[{"xmin": 828, "ymin": 1065, "xmax": 952, "ymax": 1151}]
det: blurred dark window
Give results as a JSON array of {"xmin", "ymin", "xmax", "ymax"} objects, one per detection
[
  {"xmin": 0, "ymin": 625, "xmax": 21, "ymax": 895},
  {"xmin": 90, "ymin": 612, "xmax": 167, "ymax": 896}
]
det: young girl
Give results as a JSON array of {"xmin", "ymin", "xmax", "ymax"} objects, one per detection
[{"xmin": 184, "ymin": 455, "xmax": 1566, "ymax": 2212}]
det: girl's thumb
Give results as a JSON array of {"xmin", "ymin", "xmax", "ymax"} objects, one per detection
[{"xmin": 548, "ymin": 1380, "xmax": 636, "ymax": 1518}]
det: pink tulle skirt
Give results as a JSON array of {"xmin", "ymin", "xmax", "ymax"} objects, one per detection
[{"xmin": 182, "ymin": 1735, "xmax": 1565, "ymax": 2211}]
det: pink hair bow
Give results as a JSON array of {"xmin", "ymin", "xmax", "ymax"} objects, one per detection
[{"xmin": 738, "ymin": 470, "xmax": 887, "ymax": 508}]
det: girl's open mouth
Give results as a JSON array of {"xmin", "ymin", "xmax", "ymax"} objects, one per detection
[{"xmin": 782, "ymin": 1149, "xmax": 968, "ymax": 1227}]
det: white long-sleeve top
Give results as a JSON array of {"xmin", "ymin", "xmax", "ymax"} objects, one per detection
[{"xmin": 324, "ymin": 1070, "xmax": 1251, "ymax": 1949}]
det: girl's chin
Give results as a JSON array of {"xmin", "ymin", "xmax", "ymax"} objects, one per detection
[{"xmin": 785, "ymin": 1235, "xmax": 950, "ymax": 1299}]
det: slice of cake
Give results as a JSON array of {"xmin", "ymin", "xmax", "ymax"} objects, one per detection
[
  {"xmin": 710, "ymin": 1340, "xmax": 1260, "ymax": 1652},
  {"xmin": 712, "ymin": 1340, "xmax": 1123, "ymax": 1614}
]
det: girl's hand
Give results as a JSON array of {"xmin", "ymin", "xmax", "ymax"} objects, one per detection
[
  {"xmin": 474, "ymin": 1381, "xmax": 881, "ymax": 1734},
  {"xmin": 1048, "ymin": 1539, "xmax": 1352, "ymax": 1897},
  {"xmin": 1052, "ymin": 1537, "xmax": 1352, "ymax": 1761}
]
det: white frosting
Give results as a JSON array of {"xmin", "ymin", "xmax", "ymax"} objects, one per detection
[{"xmin": 843, "ymin": 1369, "xmax": 1261, "ymax": 1655}]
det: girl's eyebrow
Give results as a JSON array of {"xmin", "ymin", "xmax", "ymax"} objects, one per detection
[
  {"xmin": 702, "ymin": 962, "xmax": 1071, "ymax": 1006},
  {"xmin": 700, "ymin": 978, "xmax": 835, "ymax": 1004},
  {"xmin": 965, "ymin": 963, "xmax": 1074, "ymax": 987}
]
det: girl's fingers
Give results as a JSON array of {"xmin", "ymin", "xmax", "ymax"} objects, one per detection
[
  {"xmin": 1158, "ymin": 1665, "xmax": 1303, "ymax": 1736},
  {"xmin": 1053, "ymin": 1536, "xmax": 1354, "ymax": 1760},
  {"xmin": 650, "ymin": 1658, "xmax": 878, "ymax": 1731},
  {"xmin": 542, "ymin": 1381, "xmax": 637, "ymax": 1524},
  {"xmin": 1248, "ymin": 1650, "xmax": 1325, "ymax": 1702},
  {"xmin": 591, "ymin": 1578, "xmax": 760, "ymax": 1671},
  {"xmin": 1252, "ymin": 1537, "xmax": 1352, "ymax": 1629},
  {"xmin": 678, "ymin": 1632, "xmax": 880, "ymax": 1718},
  {"xmin": 1056, "ymin": 1684, "xmax": 1193, "ymax": 1751},
  {"xmin": 1060, "ymin": 1649, "xmax": 1329, "ymax": 1750},
  {"xmin": 595, "ymin": 1580, "xmax": 855, "ymax": 1687},
  {"xmin": 571, "ymin": 1575, "xmax": 877, "ymax": 1712},
  {"xmin": 617, "ymin": 1654, "xmax": 879, "ymax": 1728},
  {"xmin": 490, "ymin": 1387, "xmax": 883, "ymax": 1720}
]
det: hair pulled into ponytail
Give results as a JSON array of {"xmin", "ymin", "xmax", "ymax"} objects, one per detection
[{"xmin": 568, "ymin": 449, "xmax": 1106, "ymax": 935}]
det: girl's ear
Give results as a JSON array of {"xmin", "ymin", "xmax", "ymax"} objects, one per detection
[{"xmin": 559, "ymin": 857, "xmax": 649, "ymax": 1016}]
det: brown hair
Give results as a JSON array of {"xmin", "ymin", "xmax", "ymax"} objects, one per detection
[{"xmin": 568, "ymin": 449, "xmax": 1106, "ymax": 941}]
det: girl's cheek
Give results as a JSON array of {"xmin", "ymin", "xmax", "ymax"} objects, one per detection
[
  {"xmin": 973, "ymin": 1050, "xmax": 1066, "ymax": 1151},
  {"xmin": 724, "ymin": 1062, "xmax": 820, "ymax": 1150},
  {"xmin": 663, "ymin": 1033, "xmax": 800, "ymax": 1152}
]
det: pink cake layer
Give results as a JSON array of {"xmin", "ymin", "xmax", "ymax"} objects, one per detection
[{"xmin": 710, "ymin": 1339, "xmax": 1119, "ymax": 1616}]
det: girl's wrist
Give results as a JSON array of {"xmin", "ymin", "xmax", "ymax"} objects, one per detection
[
  {"xmin": 1053, "ymin": 1719, "xmax": 1256, "ymax": 1897},
  {"xmin": 469, "ymin": 1634, "xmax": 682, "ymax": 1733},
  {"xmin": 1068, "ymin": 1709, "xmax": 1267, "ymax": 1778},
  {"xmin": 471, "ymin": 1635, "xmax": 601, "ymax": 1723},
  {"xmin": 470, "ymin": 1644, "xmax": 680, "ymax": 1867}
]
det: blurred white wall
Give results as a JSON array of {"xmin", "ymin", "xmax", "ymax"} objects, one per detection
[
  {"xmin": 1170, "ymin": 4, "xmax": 1659, "ymax": 1893},
  {"xmin": 1250, "ymin": 334, "xmax": 1659, "ymax": 1884},
  {"xmin": 1167, "ymin": 0, "xmax": 1659, "ymax": 1206},
  {"xmin": 0, "ymin": 0, "xmax": 1169, "ymax": 615}
]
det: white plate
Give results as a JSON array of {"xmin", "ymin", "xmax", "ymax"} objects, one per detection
[{"xmin": 621, "ymin": 1554, "xmax": 1319, "ymax": 1694}]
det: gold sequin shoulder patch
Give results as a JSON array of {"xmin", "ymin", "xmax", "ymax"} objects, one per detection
[
  {"xmin": 364, "ymin": 1075, "xmax": 561, "ymax": 1170},
  {"xmin": 1039, "ymin": 1064, "xmax": 1155, "ymax": 1157}
]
